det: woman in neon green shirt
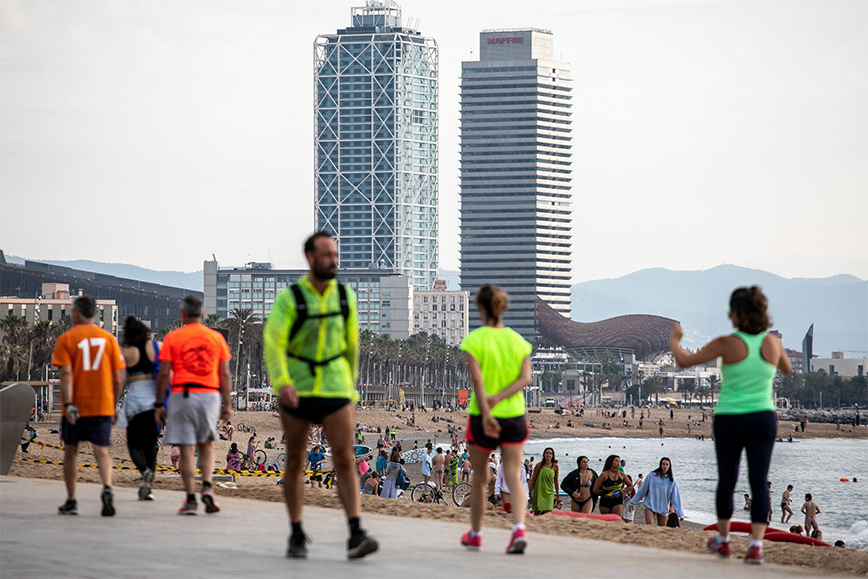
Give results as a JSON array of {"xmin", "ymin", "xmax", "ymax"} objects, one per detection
[
  {"xmin": 459, "ymin": 284, "xmax": 532, "ymax": 555},
  {"xmin": 670, "ymin": 286, "xmax": 791, "ymax": 565}
]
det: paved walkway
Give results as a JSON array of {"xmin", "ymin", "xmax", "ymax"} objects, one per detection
[{"xmin": 0, "ymin": 476, "xmax": 838, "ymax": 578}]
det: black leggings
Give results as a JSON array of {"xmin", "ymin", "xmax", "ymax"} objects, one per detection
[
  {"xmin": 127, "ymin": 409, "xmax": 158, "ymax": 473},
  {"xmin": 712, "ymin": 411, "xmax": 776, "ymax": 523}
]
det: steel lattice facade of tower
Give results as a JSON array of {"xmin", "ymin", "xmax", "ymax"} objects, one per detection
[
  {"xmin": 460, "ymin": 29, "xmax": 573, "ymax": 339},
  {"xmin": 315, "ymin": 2, "xmax": 439, "ymax": 291}
]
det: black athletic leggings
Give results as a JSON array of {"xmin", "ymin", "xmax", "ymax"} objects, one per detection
[
  {"xmin": 127, "ymin": 409, "xmax": 158, "ymax": 473},
  {"xmin": 712, "ymin": 411, "xmax": 777, "ymax": 523}
]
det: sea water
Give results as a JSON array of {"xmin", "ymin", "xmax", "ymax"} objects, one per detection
[{"xmin": 523, "ymin": 436, "xmax": 868, "ymax": 550}]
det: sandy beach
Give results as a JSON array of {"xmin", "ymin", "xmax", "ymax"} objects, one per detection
[{"xmin": 9, "ymin": 407, "xmax": 867, "ymax": 576}]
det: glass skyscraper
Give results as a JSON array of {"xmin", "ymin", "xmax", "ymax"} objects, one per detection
[
  {"xmin": 314, "ymin": 2, "xmax": 439, "ymax": 290},
  {"xmin": 460, "ymin": 29, "xmax": 573, "ymax": 339}
]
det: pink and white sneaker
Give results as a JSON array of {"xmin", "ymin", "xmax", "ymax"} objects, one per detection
[
  {"xmin": 461, "ymin": 531, "xmax": 482, "ymax": 551},
  {"xmin": 743, "ymin": 545, "xmax": 764, "ymax": 565},
  {"xmin": 506, "ymin": 527, "xmax": 527, "ymax": 554},
  {"xmin": 707, "ymin": 535, "xmax": 732, "ymax": 559}
]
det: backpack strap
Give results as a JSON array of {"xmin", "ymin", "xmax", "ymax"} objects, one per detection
[
  {"xmin": 337, "ymin": 283, "xmax": 349, "ymax": 322},
  {"xmin": 289, "ymin": 283, "xmax": 308, "ymax": 342}
]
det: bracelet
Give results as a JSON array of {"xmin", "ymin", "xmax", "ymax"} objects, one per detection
[{"xmin": 154, "ymin": 402, "xmax": 164, "ymax": 408}]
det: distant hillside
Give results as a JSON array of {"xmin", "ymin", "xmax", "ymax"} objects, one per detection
[
  {"xmin": 571, "ymin": 265, "xmax": 867, "ymax": 357},
  {"xmin": 6, "ymin": 254, "xmax": 202, "ymax": 291}
]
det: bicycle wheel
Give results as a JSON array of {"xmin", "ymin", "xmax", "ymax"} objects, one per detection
[
  {"xmin": 276, "ymin": 453, "xmax": 286, "ymax": 471},
  {"xmin": 452, "ymin": 482, "xmax": 472, "ymax": 507},
  {"xmin": 237, "ymin": 423, "xmax": 248, "ymax": 432},
  {"xmin": 254, "ymin": 449, "xmax": 267, "ymax": 468},
  {"xmin": 411, "ymin": 483, "xmax": 435, "ymax": 503}
]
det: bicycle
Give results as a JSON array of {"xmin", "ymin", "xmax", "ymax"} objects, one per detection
[
  {"xmin": 410, "ymin": 481, "xmax": 449, "ymax": 504},
  {"xmin": 236, "ymin": 423, "xmax": 256, "ymax": 434},
  {"xmin": 452, "ymin": 482, "xmax": 472, "ymax": 506}
]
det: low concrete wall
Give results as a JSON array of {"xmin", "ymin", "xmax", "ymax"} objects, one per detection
[{"xmin": 0, "ymin": 382, "xmax": 36, "ymax": 475}]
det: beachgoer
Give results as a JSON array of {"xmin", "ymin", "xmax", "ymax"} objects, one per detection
[
  {"xmin": 246, "ymin": 436, "xmax": 257, "ymax": 470},
  {"xmin": 379, "ymin": 448, "xmax": 406, "ymax": 499},
  {"xmin": 560, "ymin": 456, "xmax": 597, "ymax": 514},
  {"xmin": 529, "ymin": 447, "xmax": 559, "ymax": 515},
  {"xmin": 52, "ymin": 295, "xmax": 126, "ymax": 516},
  {"xmin": 781, "ymin": 484, "xmax": 794, "ymax": 524},
  {"xmin": 119, "ymin": 315, "xmax": 160, "ymax": 501},
  {"xmin": 448, "ymin": 450, "xmax": 460, "ymax": 487},
  {"xmin": 494, "ymin": 461, "xmax": 529, "ymax": 507},
  {"xmin": 671, "ymin": 286, "xmax": 792, "ymax": 565},
  {"xmin": 362, "ymin": 470, "xmax": 379, "ymax": 495},
  {"xmin": 743, "ymin": 494, "xmax": 751, "ymax": 511},
  {"xmin": 593, "ymin": 455, "xmax": 633, "ymax": 518},
  {"xmin": 171, "ymin": 445, "xmax": 181, "ymax": 469},
  {"xmin": 306, "ymin": 445, "xmax": 325, "ymax": 488},
  {"xmin": 460, "ymin": 284, "xmax": 533, "ymax": 554},
  {"xmin": 155, "ymin": 295, "xmax": 232, "ymax": 515},
  {"xmin": 432, "ymin": 447, "xmax": 446, "ymax": 490},
  {"xmin": 461, "ymin": 457, "xmax": 472, "ymax": 483},
  {"xmin": 376, "ymin": 449, "xmax": 388, "ymax": 475},
  {"xmin": 801, "ymin": 493, "xmax": 821, "ymax": 536},
  {"xmin": 226, "ymin": 443, "xmax": 243, "ymax": 471},
  {"xmin": 263, "ymin": 231, "xmax": 378, "ymax": 559},
  {"xmin": 421, "ymin": 446, "xmax": 433, "ymax": 484},
  {"xmin": 629, "ymin": 457, "xmax": 684, "ymax": 526}
]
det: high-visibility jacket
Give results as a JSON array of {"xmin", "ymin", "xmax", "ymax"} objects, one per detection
[{"xmin": 264, "ymin": 276, "xmax": 359, "ymax": 401}]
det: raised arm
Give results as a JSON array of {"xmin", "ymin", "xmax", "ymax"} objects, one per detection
[{"xmin": 670, "ymin": 323, "xmax": 726, "ymax": 369}]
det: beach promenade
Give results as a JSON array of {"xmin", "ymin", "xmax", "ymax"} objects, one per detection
[{"xmin": 0, "ymin": 476, "xmax": 843, "ymax": 578}]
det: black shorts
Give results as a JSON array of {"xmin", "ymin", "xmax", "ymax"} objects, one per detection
[
  {"xmin": 599, "ymin": 495, "xmax": 623, "ymax": 510},
  {"xmin": 61, "ymin": 416, "xmax": 112, "ymax": 447},
  {"xmin": 281, "ymin": 397, "xmax": 351, "ymax": 425},
  {"xmin": 466, "ymin": 414, "xmax": 528, "ymax": 452}
]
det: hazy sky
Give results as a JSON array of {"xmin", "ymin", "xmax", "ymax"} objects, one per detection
[{"xmin": 2, "ymin": 0, "xmax": 866, "ymax": 281}]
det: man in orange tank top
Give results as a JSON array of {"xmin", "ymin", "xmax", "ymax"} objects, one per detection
[
  {"xmin": 52, "ymin": 296, "xmax": 126, "ymax": 516},
  {"xmin": 155, "ymin": 295, "xmax": 232, "ymax": 515}
]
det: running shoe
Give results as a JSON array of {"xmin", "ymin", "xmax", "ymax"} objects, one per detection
[
  {"xmin": 506, "ymin": 528, "xmax": 527, "ymax": 554},
  {"xmin": 201, "ymin": 489, "xmax": 220, "ymax": 514},
  {"xmin": 138, "ymin": 468, "xmax": 155, "ymax": 500},
  {"xmin": 706, "ymin": 535, "xmax": 732, "ymax": 559},
  {"xmin": 57, "ymin": 499, "xmax": 78, "ymax": 515},
  {"xmin": 347, "ymin": 532, "xmax": 379, "ymax": 559},
  {"xmin": 743, "ymin": 545, "xmax": 764, "ymax": 565},
  {"xmin": 287, "ymin": 533, "xmax": 310, "ymax": 559},
  {"xmin": 461, "ymin": 531, "xmax": 482, "ymax": 551},
  {"xmin": 177, "ymin": 499, "xmax": 198, "ymax": 515},
  {"xmin": 144, "ymin": 492, "xmax": 155, "ymax": 501},
  {"xmin": 100, "ymin": 487, "xmax": 115, "ymax": 517}
]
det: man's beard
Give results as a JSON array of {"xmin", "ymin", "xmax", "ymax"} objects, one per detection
[{"xmin": 313, "ymin": 263, "xmax": 337, "ymax": 281}]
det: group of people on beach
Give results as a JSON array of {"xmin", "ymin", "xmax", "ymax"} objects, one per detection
[{"xmin": 53, "ymin": 231, "xmax": 798, "ymax": 564}]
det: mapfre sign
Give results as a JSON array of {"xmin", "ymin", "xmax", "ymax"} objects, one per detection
[{"xmin": 487, "ymin": 36, "xmax": 524, "ymax": 45}]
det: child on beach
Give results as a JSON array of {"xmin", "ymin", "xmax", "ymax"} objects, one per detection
[{"xmin": 670, "ymin": 286, "xmax": 791, "ymax": 565}]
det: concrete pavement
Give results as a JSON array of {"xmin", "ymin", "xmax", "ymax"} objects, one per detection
[{"xmin": 0, "ymin": 476, "xmax": 838, "ymax": 578}]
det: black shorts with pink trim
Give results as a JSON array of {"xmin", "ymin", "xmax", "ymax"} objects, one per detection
[{"xmin": 466, "ymin": 414, "xmax": 528, "ymax": 452}]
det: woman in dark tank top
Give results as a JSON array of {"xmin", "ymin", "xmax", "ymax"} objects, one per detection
[{"xmin": 120, "ymin": 316, "xmax": 161, "ymax": 501}]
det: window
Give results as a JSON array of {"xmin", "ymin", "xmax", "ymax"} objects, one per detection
[{"xmin": 381, "ymin": 300, "xmax": 391, "ymax": 307}]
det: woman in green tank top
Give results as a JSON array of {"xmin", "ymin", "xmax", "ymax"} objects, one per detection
[{"xmin": 670, "ymin": 286, "xmax": 792, "ymax": 565}]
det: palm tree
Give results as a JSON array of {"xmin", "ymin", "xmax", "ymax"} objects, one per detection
[
  {"xmin": 707, "ymin": 374, "xmax": 720, "ymax": 405},
  {"xmin": 204, "ymin": 313, "xmax": 223, "ymax": 328},
  {"xmin": 224, "ymin": 308, "xmax": 262, "ymax": 406},
  {"xmin": 0, "ymin": 315, "xmax": 29, "ymax": 380},
  {"xmin": 28, "ymin": 320, "xmax": 54, "ymax": 380}
]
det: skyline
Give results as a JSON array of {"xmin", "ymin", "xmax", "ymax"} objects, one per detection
[{"xmin": 1, "ymin": 0, "xmax": 866, "ymax": 281}]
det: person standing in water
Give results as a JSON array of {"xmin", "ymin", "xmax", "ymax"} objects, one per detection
[
  {"xmin": 671, "ymin": 286, "xmax": 791, "ymax": 565},
  {"xmin": 459, "ymin": 284, "xmax": 532, "ymax": 554}
]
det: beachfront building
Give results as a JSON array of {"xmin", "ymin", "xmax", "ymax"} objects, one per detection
[
  {"xmin": 459, "ymin": 29, "xmax": 573, "ymax": 338},
  {"xmin": 314, "ymin": 1, "xmax": 439, "ymax": 291},
  {"xmin": 203, "ymin": 259, "xmax": 414, "ymax": 340},
  {"xmin": 0, "ymin": 283, "xmax": 119, "ymax": 336},
  {"xmin": 412, "ymin": 280, "xmax": 469, "ymax": 346},
  {"xmin": 810, "ymin": 352, "xmax": 867, "ymax": 378}
]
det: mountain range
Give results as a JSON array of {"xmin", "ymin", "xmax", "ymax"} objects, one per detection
[
  {"xmin": 7, "ymin": 256, "xmax": 865, "ymax": 356},
  {"xmin": 571, "ymin": 265, "xmax": 866, "ymax": 356}
]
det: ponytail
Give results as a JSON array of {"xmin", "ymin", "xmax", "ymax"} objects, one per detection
[{"xmin": 475, "ymin": 284, "xmax": 509, "ymax": 324}]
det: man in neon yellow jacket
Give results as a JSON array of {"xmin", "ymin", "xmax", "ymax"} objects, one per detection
[{"xmin": 264, "ymin": 231, "xmax": 378, "ymax": 560}]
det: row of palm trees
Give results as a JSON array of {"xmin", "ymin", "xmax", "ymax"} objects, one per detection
[{"xmin": 0, "ymin": 314, "xmax": 71, "ymax": 382}]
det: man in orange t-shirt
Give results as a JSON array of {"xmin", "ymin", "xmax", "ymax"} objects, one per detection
[
  {"xmin": 52, "ymin": 296, "xmax": 126, "ymax": 516},
  {"xmin": 155, "ymin": 295, "xmax": 231, "ymax": 515}
]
